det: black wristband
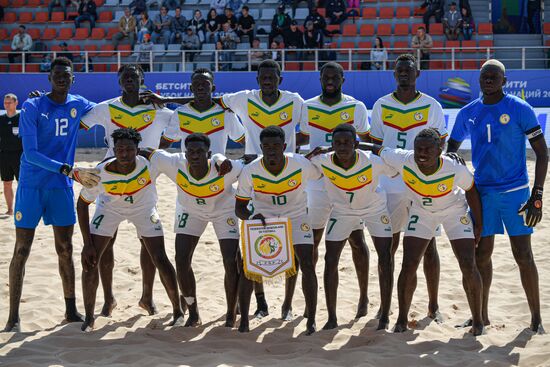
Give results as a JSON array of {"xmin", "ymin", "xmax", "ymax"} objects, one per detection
[{"xmin": 60, "ymin": 163, "xmax": 72, "ymax": 176}]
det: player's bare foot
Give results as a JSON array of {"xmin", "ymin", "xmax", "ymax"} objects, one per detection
[
  {"xmin": 81, "ymin": 316, "xmax": 95, "ymax": 332},
  {"xmin": 65, "ymin": 311, "xmax": 84, "ymax": 323},
  {"xmin": 374, "ymin": 308, "xmax": 382, "ymax": 320},
  {"xmin": 305, "ymin": 321, "xmax": 316, "ymax": 335},
  {"xmin": 238, "ymin": 320, "xmax": 249, "ymax": 333},
  {"xmin": 393, "ymin": 322, "xmax": 408, "ymax": 333},
  {"xmin": 322, "ymin": 319, "xmax": 338, "ymax": 330},
  {"xmin": 3, "ymin": 319, "xmax": 20, "ymax": 332},
  {"xmin": 225, "ymin": 313, "xmax": 236, "ymax": 327},
  {"xmin": 138, "ymin": 299, "xmax": 157, "ymax": 315},
  {"xmin": 428, "ymin": 309, "xmax": 443, "ymax": 323},
  {"xmin": 377, "ymin": 317, "xmax": 390, "ymax": 331},
  {"xmin": 456, "ymin": 318, "xmax": 491, "ymax": 328},
  {"xmin": 253, "ymin": 308, "xmax": 268, "ymax": 319},
  {"xmin": 355, "ymin": 301, "xmax": 368, "ymax": 319},
  {"xmin": 281, "ymin": 308, "xmax": 293, "ymax": 321},
  {"xmin": 470, "ymin": 323, "xmax": 484, "ymax": 336},
  {"xmin": 531, "ymin": 320, "xmax": 545, "ymax": 334},
  {"xmin": 100, "ymin": 299, "xmax": 117, "ymax": 317},
  {"xmin": 184, "ymin": 313, "xmax": 202, "ymax": 327},
  {"xmin": 5, "ymin": 210, "xmax": 13, "ymax": 216},
  {"xmin": 168, "ymin": 313, "xmax": 185, "ymax": 327}
]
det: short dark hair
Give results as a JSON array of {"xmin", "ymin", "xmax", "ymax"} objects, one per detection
[
  {"xmin": 332, "ymin": 123, "xmax": 356, "ymax": 138},
  {"xmin": 415, "ymin": 128, "xmax": 441, "ymax": 145},
  {"xmin": 395, "ymin": 53, "xmax": 417, "ymax": 66},
  {"xmin": 192, "ymin": 67, "xmax": 214, "ymax": 81},
  {"xmin": 117, "ymin": 64, "xmax": 144, "ymax": 79},
  {"xmin": 175, "ymin": 6, "xmax": 181, "ymax": 10},
  {"xmin": 320, "ymin": 61, "xmax": 344, "ymax": 78},
  {"xmin": 19, "ymin": 25, "xmax": 26, "ymax": 30},
  {"xmin": 417, "ymin": 26, "xmax": 426, "ymax": 31},
  {"xmin": 50, "ymin": 57, "xmax": 73, "ymax": 71},
  {"xmin": 257, "ymin": 59, "xmax": 281, "ymax": 76},
  {"xmin": 242, "ymin": 5, "xmax": 249, "ymax": 11},
  {"xmin": 185, "ymin": 133, "xmax": 211, "ymax": 148},
  {"xmin": 260, "ymin": 125, "xmax": 285, "ymax": 142},
  {"xmin": 112, "ymin": 128, "xmax": 142, "ymax": 146}
]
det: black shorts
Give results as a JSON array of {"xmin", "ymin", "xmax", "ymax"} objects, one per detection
[{"xmin": 0, "ymin": 151, "xmax": 22, "ymax": 182}]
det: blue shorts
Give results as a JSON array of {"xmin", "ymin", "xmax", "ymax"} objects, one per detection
[
  {"xmin": 479, "ymin": 187, "xmax": 533, "ymax": 237},
  {"xmin": 14, "ymin": 186, "xmax": 76, "ymax": 228}
]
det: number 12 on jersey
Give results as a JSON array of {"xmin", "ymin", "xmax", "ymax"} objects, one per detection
[{"xmin": 55, "ymin": 118, "xmax": 68, "ymax": 136}]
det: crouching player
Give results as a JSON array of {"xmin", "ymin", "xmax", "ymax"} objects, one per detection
[
  {"xmin": 77, "ymin": 128, "xmax": 183, "ymax": 331},
  {"xmin": 235, "ymin": 126, "xmax": 320, "ymax": 335},
  {"xmin": 307, "ymin": 124, "xmax": 396, "ymax": 331},
  {"xmin": 144, "ymin": 133, "xmax": 243, "ymax": 328},
  {"xmin": 363, "ymin": 128, "xmax": 484, "ymax": 336}
]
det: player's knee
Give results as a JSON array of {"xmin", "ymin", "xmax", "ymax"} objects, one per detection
[
  {"xmin": 56, "ymin": 245, "xmax": 73, "ymax": 259},
  {"xmin": 222, "ymin": 256, "xmax": 237, "ymax": 271},
  {"xmin": 13, "ymin": 243, "xmax": 31, "ymax": 260},
  {"xmin": 514, "ymin": 250, "xmax": 535, "ymax": 269},
  {"xmin": 458, "ymin": 258, "xmax": 477, "ymax": 275}
]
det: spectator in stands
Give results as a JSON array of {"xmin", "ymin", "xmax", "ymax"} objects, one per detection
[
  {"xmin": 421, "ymin": 0, "xmax": 443, "ymax": 33},
  {"xmin": 270, "ymin": 40, "xmax": 283, "ymax": 62},
  {"xmin": 227, "ymin": 0, "xmax": 243, "ymax": 15},
  {"xmin": 411, "ymin": 26, "xmax": 432, "ymax": 69},
  {"xmin": 206, "ymin": 8, "xmax": 221, "ymax": 42},
  {"xmin": 284, "ymin": 19, "xmax": 304, "ymax": 52},
  {"xmin": 151, "ymin": 6, "xmax": 173, "ymax": 48},
  {"xmin": 269, "ymin": 4, "xmax": 291, "ymax": 45},
  {"xmin": 291, "ymin": 0, "xmax": 314, "ymax": 19},
  {"xmin": 74, "ymin": 0, "xmax": 97, "ymax": 31},
  {"xmin": 8, "ymin": 25, "xmax": 32, "ymax": 64},
  {"xmin": 171, "ymin": 7, "xmax": 188, "ymax": 44},
  {"xmin": 237, "ymin": 6, "xmax": 255, "ymax": 47},
  {"xmin": 250, "ymin": 37, "xmax": 267, "ymax": 70},
  {"xmin": 213, "ymin": 40, "xmax": 231, "ymax": 70},
  {"xmin": 113, "ymin": 7, "xmax": 137, "ymax": 49},
  {"xmin": 370, "ymin": 36, "xmax": 387, "ymax": 70},
  {"xmin": 219, "ymin": 6, "xmax": 238, "ymax": 30},
  {"xmin": 443, "ymin": 2, "xmax": 462, "ymax": 41},
  {"xmin": 304, "ymin": 7, "xmax": 329, "ymax": 36},
  {"xmin": 58, "ymin": 42, "xmax": 74, "ymax": 61},
  {"xmin": 211, "ymin": 0, "xmax": 227, "ymax": 15},
  {"xmin": 136, "ymin": 33, "xmax": 153, "ymax": 71},
  {"xmin": 326, "ymin": 0, "xmax": 347, "ymax": 25},
  {"xmin": 217, "ymin": 21, "xmax": 239, "ymax": 49},
  {"xmin": 189, "ymin": 9, "xmax": 206, "ymax": 43},
  {"xmin": 0, "ymin": 5, "xmax": 4, "ymax": 22},
  {"xmin": 303, "ymin": 19, "xmax": 323, "ymax": 56},
  {"xmin": 527, "ymin": 0, "xmax": 541, "ymax": 34},
  {"xmin": 48, "ymin": 0, "xmax": 68, "ymax": 21},
  {"xmin": 129, "ymin": 0, "xmax": 147, "ymax": 16},
  {"xmin": 162, "ymin": 0, "xmax": 178, "ymax": 11},
  {"xmin": 137, "ymin": 11, "xmax": 154, "ymax": 43},
  {"xmin": 181, "ymin": 27, "xmax": 200, "ymax": 61},
  {"xmin": 459, "ymin": 0, "xmax": 471, "ymax": 15},
  {"xmin": 460, "ymin": 6, "xmax": 474, "ymax": 40}
]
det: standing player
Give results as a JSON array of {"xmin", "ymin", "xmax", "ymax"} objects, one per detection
[
  {"xmin": 307, "ymin": 124, "xmax": 395, "ymax": 331},
  {"xmin": 363, "ymin": 129, "xmax": 484, "ymax": 336},
  {"xmin": 448, "ymin": 60, "xmax": 547, "ymax": 333},
  {"xmin": 160, "ymin": 68, "xmax": 245, "ymax": 154},
  {"xmin": 0, "ymin": 93, "xmax": 23, "ymax": 215},
  {"xmin": 80, "ymin": 64, "xmax": 177, "ymax": 317},
  {"xmin": 235, "ymin": 126, "xmax": 320, "ymax": 335},
  {"xmin": 77, "ymin": 128, "xmax": 183, "ymax": 331},
  {"xmin": 144, "ymin": 133, "xmax": 243, "ymax": 328},
  {"xmin": 4, "ymin": 57, "xmax": 101, "ymax": 332},
  {"xmin": 369, "ymin": 53, "xmax": 447, "ymax": 321},
  {"xmin": 298, "ymin": 62, "xmax": 370, "ymax": 322}
]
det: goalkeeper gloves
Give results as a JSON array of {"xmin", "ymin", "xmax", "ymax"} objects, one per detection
[
  {"xmin": 60, "ymin": 164, "xmax": 101, "ymax": 189},
  {"xmin": 518, "ymin": 186, "xmax": 543, "ymax": 227}
]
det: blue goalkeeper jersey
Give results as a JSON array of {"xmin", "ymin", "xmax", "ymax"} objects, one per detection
[
  {"xmin": 451, "ymin": 94, "xmax": 539, "ymax": 192},
  {"xmin": 19, "ymin": 94, "xmax": 95, "ymax": 189}
]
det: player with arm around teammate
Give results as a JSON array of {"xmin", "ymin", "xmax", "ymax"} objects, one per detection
[{"xmin": 77, "ymin": 128, "xmax": 183, "ymax": 331}]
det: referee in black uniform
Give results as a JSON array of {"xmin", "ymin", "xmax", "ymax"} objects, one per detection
[{"xmin": 0, "ymin": 93, "xmax": 22, "ymax": 216}]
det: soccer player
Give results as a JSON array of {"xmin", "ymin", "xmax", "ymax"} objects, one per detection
[
  {"xmin": 298, "ymin": 62, "xmax": 370, "ymax": 322},
  {"xmin": 235, "ymin": 126, "xmax": 320, "ymax": 335},
  {"xmin": 363, "ymin": 128, "xmax": 484, "ymax": 336},
  {"xmin": 0, "ymin": 93, "xmax": 23, "ymax": 215},
  {"xmin": 368, "ymin": 53, "xmax": 447, "ymax": 321},
  {"xmin": 77, "ymin": 128, "xmax": 183, "ymax": 331},
  {"xmin": 307, "ymin": 124, "xmax": 395, "ymax": 331},
  {"xmin": 4, "ymin": 57, "xmax": 101, "ymax": 332},
  {"xmin": 80, "ymin": 64, "xmax": 177, "ymax": 317},
  {"xmin": 144, "ymin": 133, "xmax": 243, "ymax": 327},
  {"xmin": 161, "ymin": 68, "xmax": 246, "ymax": 155},
  {"xmin": 447, "ymin": 59, "xmax": 548, "ymax": 333}
]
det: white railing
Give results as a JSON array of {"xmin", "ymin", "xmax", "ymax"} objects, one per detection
[{"xmin": 0, "ymin": 46, "xmax": 547, "ymax": 72}]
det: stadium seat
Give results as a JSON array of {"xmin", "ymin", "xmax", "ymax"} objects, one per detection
[
  {"xmin": 285, "ymin": 62, "xmax": 300, "ymax": 71},
  {"xmin": 84, "ymin": 44, "xmax": 98, "ymax": 56},
  {"xmin": 57, "ymin": 28, "xmax": 73, "ymax": 40},
  {"xmin": 91, "ymin": 28, "xmax": 106, "ymax": 39},
  {"xmin": 477, "ymin": 23, "xmax": 493, "ymax": 35},
  {"xmin": 358, "ymin": 41, "xmax": 372, "ymax": 54},
  {"xmin": 317, "ymin": 8, "xmax": 326, "ymax": 17},
  {"xmin": 544, "ymin": 23, "xmax": 550, "ymax": 35},
  {"xmin": 19, "ymin": 12, "xmax": 33, "ymax": 23},
  {"xmin": 10, "ymin": 65, "xmax": 23, "ymax": 73},
  {"xmin": 461, "ymin": 40, "xmax": 476, "ymax": 53},
  {"xmin": 9, "ymin": 29, "xmax": 19, "ymax": 38},
  {"xmin": 27, "ymin": 0, "xmax": 42, "ymax": 6},
  {"xmin": 95, "ymin": 0, "xmax": 105, "ymax": 6},
  {"xmin": 106, "ymin": 27, "xmax": 119, "ymax": 40},
  {"xmin": 445, "ymin": 40, "xmax": 460, "ymax": 50},
  {"xmin": 74, "ymin": 28, "xmax": 89, "ymax": 40},
  {"xmin": 11, "ymin": 0, "xmax": 25, "ymax": 7},
  {"xmin": 27, "ymin": 64, "xmax": 40, "ymax": 72},
  {"xmin": 429, "ymin": 60, "xmax": 444, "ymax": 69},
  {"xmin": 41, "ymin": 28, "xmax": 56, "ymax": 40},
  {"xmin": 339, "ymin": 41, "xmax": 355, "ymax": 54},
  {"xmin": 94, "ymin": 64, "xmax": 108, "ymax": 72},
  {"xmin": 34, "ymin": 12, "xmax": 48, "ymax": 23},
  {"xmin": 431, "ymin": 40, "xmax": 444, "ymax": 53},
  {"xmin": 2, "ymin": 12, "xmax": 17, "ymax": 23},
  {"xmin": 393, "ymin": 41, "xmax": 410, "ymax": 53},
  {"xmin": 394, "ymin": 23, "xmax": 409, "ymax": 36},
  {"xmin": 396, "ymin": 7, "xmax": 410, "ymax": 18},
  {"xmin": 359, "ymin": 24, "xmax": 374, "ymax": 36},
  {"xmin": 98, "ymin": 11, "xmax": 113, "ymax": 23},
  {"xmin": 51, "ymin": 45, "xmax": 62, "ymax": 52},
  {"xmin": 326, "ymin": 25, "xmax": 340, "ymax": 34},
  {"xmin": 379, "ymin": 7, "xmax": 394, "ymax": 19},
  {"xmin": 118, "ymin": 44, "xmax": 132, "ymax": 57},
  {"xmin": 99, "ymin": 44, "xmax": 116, "ymax": 56},
  {"xmin": 478, "ymin": 39, "xmax": 494, "ymax": 52},
  {"xmin": 27, "ymin": 28, "xmax": 41, "ymax": 40},
  {"xmin": 302, "ymin": 62, "xmax": 315, "ymax": 70},
  {"xmin": 462, "ymin": 60, "xmax": 477, "ymax": 69},
  {"xmin": 342, "ymin": 24, "xmax": 357, "ymax": 37},
  {"xmin": 362, "ymin": 8, "xmax": 376, "ymax": 19},
  {"xmin": 0, "ymin": 29, "xmax": 8, "ymax": 41},
  {"xmin": 68, "ymin": 45, "xmax": 81, "ymax": 56},
  {"xmin": 337, "ymin": 61, "xmax": 349, "ymax": 70},
  {"xmin": 377, "ymin": 24, "xmax": 391, "ymax": 36},
  {"xmin": 430, "ymin": 23, "xmax": 443, "ymax": 35},
  {"xmin": 0, "ymin": 0, "xmax": 8, "ymax": 6},
  {"xmin": 51, "ymin": 11, "xmax": 65, "ymax": 22}
]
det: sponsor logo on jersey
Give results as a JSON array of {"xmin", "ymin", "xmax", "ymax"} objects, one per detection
[
  {"xmin": 381, "ymin": 104, "xmax": 431, "ymax": 131},
  {"xmin": 307, "ymin": 104, "xmax": 356, "ymax": 132},
  {"xmin": 177, "ymin": 109, "xmax": 225, "ymax": 135},
  {"xmin": 247, "ymin": 99, "xmax": 293, "ymax": 128},
  {"xmin": 402, "ymin": 164, "xmax": 455, "ymax": 198},
  {"xmin": 176, "ymin": 169, "xmax": 225, "ymax": 198},
  {"xmin": 499, "ymin": 113, "xmax": 510, "ymax": 125}
]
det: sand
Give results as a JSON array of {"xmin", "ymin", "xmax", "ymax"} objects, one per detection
[{"xmin": 1, "ymin": 150, "xmax": 549, "ymax": 367}]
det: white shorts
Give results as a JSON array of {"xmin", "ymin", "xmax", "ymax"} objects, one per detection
[
  {"xmin": 404, "ymin": 205, "xmax": 474, "ymax": 241},
  {"xmin": 290, "ymin": 215, "xmax": 314, "ymax": 245},
  {"xmin": 90, "ymin": 205, "xmax": 164, "ymax": 238},
  {"xmin": 325, "ymin": 210, "xmax": 393, "ymax": 241},
  {"xmin": 174, "ymin": 206, "xmax": 240, "ymax": 240},
  {"xmin": 307, "ymin": 187, "xmax": 332, "ymax": 230},
  {"xmin": 386, "ymin": 192, "xmax": 411, "ymax": 234}
]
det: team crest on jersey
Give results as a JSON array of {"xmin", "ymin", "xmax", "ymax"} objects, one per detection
[
  {"xmin": 460, "ymin": 215, "xmax": 471, "ymax": 225},
  {"xmin": 279, "ymin": 111, "xmax": 288, "ymax": 121},
  {"xmin": 301, "ymin": 223, "xmax": 311, "ymax": 231},
  {"xmin": 357, "ymin": 175, "xmax": 367, "ymax": 183},
  {"xmin": 227, "ymin": 217, "xmax": 236, "ymax": 226},
  {"xmin": 143, "ymin": 113, "xmax": 152, "ymax": 123},
  {"xmin": 380, "ymin": 215, "xmax": 390, "ymax": 224},
  {"xmin": 211, "ymin": 117, "xmax": 221, "ymax": 127},
  {"xmin": 70, "ymin": 108, "xmax": 77, "ymax": 118},
  {"xmin": 138, "ymin": 177, "xmax": 147, "ymax": 185},
  {"xmin": 209, "ymin": 183, "xmax": 220, "ymax": 192},
  {"xmin": 288, "ymin": 179, "xmax": 297, "ymax": 187},
  {"xmin": 150, "ymin": 213, "xmax": 160, "ymax": 224},
  {"xmin": 15, "ymin": 211, "xmax": 22, "ymax": 221},
  {"xmin": 414, "ymin": 112, "xmax": 424, "ymax": 121},
  {"xmin": 340, "ymin": 111, "xmax": 350, "ymax": 121},
  {"xmin": 499, "ymin": 114, "xmax": 510, "ymax": 125},
  {"xmin": 437, "ymin": 183, "xmax": 448, "ymax": 192}
]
